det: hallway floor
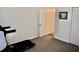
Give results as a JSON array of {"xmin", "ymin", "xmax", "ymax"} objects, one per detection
[{"xmin": 25, "ymin": 34, "xmax": 79, "ymax": 52}]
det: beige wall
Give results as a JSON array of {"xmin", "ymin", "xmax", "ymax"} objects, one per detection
[
  {"xmin": 0, "ymin": 7, "xmax": 74, "ymax": 45},
  {"xmin": 0, "ymin": 7, "xmax": 39, "ymax": 44},
  {"xmin": 46, "ymin": 8, "xmax": 56, "ymax": 34},
  {"xmin": 70, "ymin": 8, "xmax": 79, "ymax": 46},
  {"xmin": 54, "ymin": 7, "xmax": 72, "ymax": 43}
]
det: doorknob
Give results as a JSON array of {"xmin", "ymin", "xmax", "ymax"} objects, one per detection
[{"xmin": 39, "ymin": 24, "xmax": 41, "ymax": 26}]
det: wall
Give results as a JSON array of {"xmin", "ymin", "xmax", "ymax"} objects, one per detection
[
  {"xmin": 0, "ymin": 7, "xmax": 75, "ymax": 45},
  {"xmin": 54, "ymin": 7, "xmax": 72, "ymax": 43},
  {"xmin": 0, "ymin": 7, "xmax": 38, "ymax": 44},
  {"xmin": 46, "ymin": 8, "xmax": 56, "ymax": 34},
  {"xmin": 70, "ymin": 8, "xmax": 79, "ymax": 46}
]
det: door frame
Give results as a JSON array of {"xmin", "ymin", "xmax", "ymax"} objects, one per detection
[{"xmin": 38, "ymin": 8, "xmax": 56, "ymax": 37}]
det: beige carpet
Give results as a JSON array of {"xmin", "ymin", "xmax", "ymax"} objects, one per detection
[{"xmin": 25, "ymin": 34, "xmax": 79, "ymax": 52}]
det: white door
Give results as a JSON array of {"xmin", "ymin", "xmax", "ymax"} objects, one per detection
[
  {"xmin": 39, "ymin": 8, "xmax": 56, "ymax": 37},
  {"xmin": 70, "ymin": 8, "xmax": 79, "ymax": 46}
]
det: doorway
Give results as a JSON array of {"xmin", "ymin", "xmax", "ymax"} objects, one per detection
[{"xmin": 38, "ymin": 8, "xmax": 56, "ymax": 37}]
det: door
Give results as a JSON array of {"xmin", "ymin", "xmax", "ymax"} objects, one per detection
[{"xmin": 39, "ymin": 8, "xmax": 56, "ymax": 37}]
